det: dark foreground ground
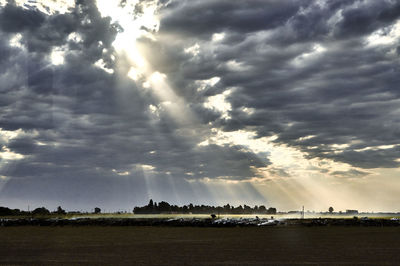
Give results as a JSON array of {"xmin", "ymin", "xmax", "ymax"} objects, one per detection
[{"xmin": 0, "ymin": 226, "xmax": 399, "ymax": 265}]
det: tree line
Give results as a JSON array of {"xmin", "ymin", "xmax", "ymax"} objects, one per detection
[
  {"xmin": 0, "ymin": 200, "xmax": 278, "ymax": 216},
  {"xmin": 133, "ymin": 199, "xmax": 277, "ymax": 214},
  {"xmin": 0, "ymin": 206, "xmax": 66, "ymax": 216}
]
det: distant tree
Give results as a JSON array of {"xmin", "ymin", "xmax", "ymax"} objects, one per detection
[
  {"xmin": 32, "ymin": 207, "xmax": 50, "ymax": 215},
  {"xmin": 329, "ymin": 207, "xmax": 334, "ymax": 213},
  {"xmin": 258, "ymin": 205, "xmax": 267, "ymax": 213},
  {"xmin": 94, "ymin": 207, "xmax": 101, "ymax": 214},
  {"xmin": 158, "ymin": 201, "xmax": 171, "ymax": 212},
  {"xmin": 0, "ymin": 206, "xmax": 13, "ymax": 216},
  {"xmin": 233, "ymin": 205, "xmax": 243, "ymax": 214},
  {"xmin": 267, "ymin": 207, "xmax": 277, "ymax": 214},
  {"xmin": 243, "ymin": 205, "xmax": 252, "ymax": 214},
  {"xmin": 0, "ymin": 207, "xmax": 25, "ymax": 216},
  {"xmin": 56, "ymin": 206, "xmax": 66, "ymax": 215},
  {"xmin": 148, "ymin": 199, "xmax": 154, "ymax": 208},
  {"xmin": 223, "ymin": 204, "xmax": 230, "ymax": 213}
]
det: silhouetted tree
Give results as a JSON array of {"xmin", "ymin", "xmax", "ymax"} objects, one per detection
[
  {"xmin": 0, "ymin": 207, "xmax": 28, "ymax": 216},
  {"xmin": 223, "ymin": 204, "xmax": 230, "ymax": 212},
  {"xmin": 329, "ymin": 207, "xmax": 334, "ymax": 213},
  {"xmin": 56, "ymin": 206, "xmax": 66, "ymax": 215},
  {"xmin": 94, "ymin": 207, "xmax": 101, "ymax": 214},
  {"xmin": 259, "ymin": 205, "xmax": 267, "ymax": 213},
  {"xmin": 158, "ymin": 201, "xmax": 171, "ymax": 212},
  {"xmin": 267, "ymin": 207, "xmax": 277, "ymax": 214},
  {"xmin": 243, "ymin": 205, "xmax": 252, "ymax": 214},
  {"xmin": 0, "ymin": 206, "xmax": 16, "ymax": 216},
  {"xmin": 32, "ymin": 207, "xmax": 50, "ymax": 215}
]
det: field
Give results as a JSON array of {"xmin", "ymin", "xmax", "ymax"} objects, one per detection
[{"xmin": 0, "ymin": 226, "xmax": 399, "ymax": 265}]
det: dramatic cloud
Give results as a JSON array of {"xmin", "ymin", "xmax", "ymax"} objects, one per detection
[
  {"xmin": 154, "ymin": 0, "xmax": 400, "ymax": 169},
  {"xmin": 0, "ymin": 0, "xmax": 399, "ymax": 211}
]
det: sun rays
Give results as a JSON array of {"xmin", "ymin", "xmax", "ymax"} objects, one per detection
[{"xmin": 93, "ymin": 1, "xmax": 356, "ymax": 210}]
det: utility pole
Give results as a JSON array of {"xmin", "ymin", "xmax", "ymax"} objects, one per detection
[{"xmin": 301, "ymin": 206, "xmax": 305, "ymax": 219}]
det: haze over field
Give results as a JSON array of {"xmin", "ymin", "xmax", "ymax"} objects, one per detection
[{"xmin": 0, "ymin": 0, "xmax": 399, "ymax": 212}]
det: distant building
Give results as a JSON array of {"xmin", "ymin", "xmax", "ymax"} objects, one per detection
[{"xmin": 346, "ymin": 209, "xmax": 358, "ymax": 215}]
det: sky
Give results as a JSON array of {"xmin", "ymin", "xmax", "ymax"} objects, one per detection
[{"xmin": 0, "ymin": 0, "xmax": 399, "ymax": 212}]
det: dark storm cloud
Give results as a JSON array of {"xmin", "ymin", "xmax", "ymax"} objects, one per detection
[
  {"xmin": 327, "ymin": 147, "xmax": 400, "ymax": 169},
  {"xmin": 151, "ymin": 0, "xmax": 400, "ymax": 169},
  {"xmin": 160, "ymin": 0, "xmax": 310, "ymax": 38},
  {"xmin": 334, "ymin": 0, "xmax": 400, "ymax": 38},
  {"xmin": 0, "ymin": 2, "xmax": 45, "ymax": 32}
]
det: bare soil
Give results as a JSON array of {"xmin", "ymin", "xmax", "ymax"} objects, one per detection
[{"xmin": 0, "ymin": 226, "xmax": 399, "ymax": 265}]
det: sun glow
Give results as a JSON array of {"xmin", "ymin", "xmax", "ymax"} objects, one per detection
[
  {"xmin": 96, "ymin": 0, "xmax": 199, "ymax": 127},
  {"xmin": 96, "ymin": 0, "xmax": 159, "ymax": 79}
]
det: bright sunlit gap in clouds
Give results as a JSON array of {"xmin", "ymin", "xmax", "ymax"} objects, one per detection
[
  {"xmin": 96, "ymin": 0, "xmax": 158, "ymax": 79},
  {"xmin": 97, "ymin": 0, "xmax": 201, "ymax": 130}
]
